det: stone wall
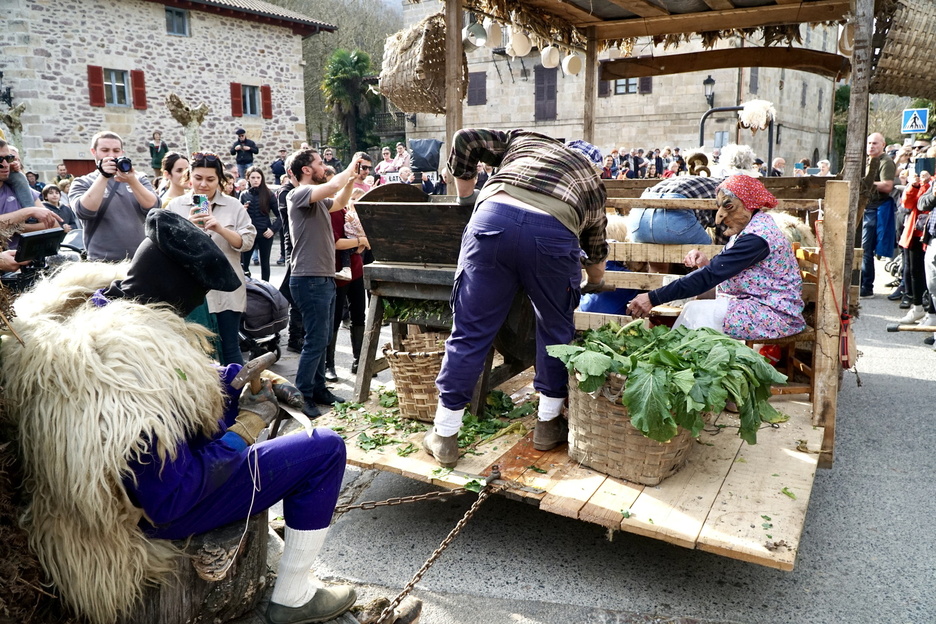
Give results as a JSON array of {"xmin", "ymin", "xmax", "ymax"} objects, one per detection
[
  {"xmin": 2, "ymin": 0, "xmax": 308, "ymax": 182},
  {"xmin": 399, "ymin": 1, "xmax": 836, "ymax": 172}
]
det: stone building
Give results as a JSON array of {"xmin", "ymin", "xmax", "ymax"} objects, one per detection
[
  {"xmin": 402, "ymin": 2, "xmax": 838, "ymax": 172},
  {"xmin": 1, "ymin": 0, "xmax": 333, "ymax": 182}
]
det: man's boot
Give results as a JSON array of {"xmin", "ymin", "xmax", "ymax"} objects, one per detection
[
  {"xmin": 349, "ymin": 325, "xmax": 365, "ymax": 374},
  {"xmin": 533, "ymin": 417, "xmax": 569, "ymax": 451},
  {"xmin": 422, "ymin": 430, "xmax": 459, "ymax": 468},
  {"xmin": 325, "ymin": 330, "xmax": 339, "ymax": 382}
]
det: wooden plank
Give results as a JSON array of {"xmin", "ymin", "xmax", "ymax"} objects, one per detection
[
  {"xmin": 697, "ymin": 399, "xmax": 822, "ymax": 571},
  {"xmin": 607, "ymin": 197, "xmax": 819, "ymax": 212},
  {"xmin": 601, "ymin": 48, "xmax": 849, "ymax": 80},
  {"xmin": 592, "ymin": 0, "xmax": 850, "ymax": 39},
  {"xmin": 540, "ymin": 462, "xmax": 609, "ymax": 519},
  {"xmin": 355, "ymin": 201, "xmax": 471, "ymax": 265},
  {"xmin": 604, "ymin": 0, "xmax": 669, "ymax": 17},
  {"xmin": 608, "ymin": 242, "xmax": 724, "ymax": 263},
  {"xmin": 578, "ymin": 475, "xmax": 644, "ymax": 529},
  {"xmin": 444, "ymin": 0, "xmax": 462, "ymax": 156},
  {"xmin": 701, "ymin": 0, "xmax": 735, "ymax": 9},
  {"xmin": 604, "ymin": 176, "xmax": 832, "ymax": 200},
  {"xmin": 582, "ymin": 28, "xmax": 597, "ymax": 144},
  {"xmin": 620, "ymin": 415, "xmax": 745, "ymax": 548},
  {"xmin": 575, "ymin": 310, "xmax": 634, "ymax": 330}
]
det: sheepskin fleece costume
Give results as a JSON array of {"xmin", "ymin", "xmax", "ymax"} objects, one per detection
[{"xmin": 0, "ymin": 262, "xmax": 226, "ymax": 624}]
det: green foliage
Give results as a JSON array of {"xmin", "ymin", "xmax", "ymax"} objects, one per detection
[
  {"xmin": 382, "ymin": 297, "xmax": 452, "ymax": 325},
  {"xmin": 547, "ymin": 321, "xmax": 788, "ymax": 444},
  {"xmin": 322, "ymin": 49, "xmax": 381, "ymax": 154}
]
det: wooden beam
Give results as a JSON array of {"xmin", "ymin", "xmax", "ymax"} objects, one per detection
[
  {"xmin": 552, "ymin": 0, "xmax": 602, "ymax": 24},
  {"xmin": 701, "ymin": 0, "xmax": 736, "ymax": 9},
  {"xmin": 583, "ymin": 28, "xmax": 597, "ymax": 143},
  {"xmin": 601, "ymin": 48, "xmax": 850, "ymax": 80},
  {"xmin": 445, "ymin": 0, "xmax": 463, "ymax": 155},
  {"xmin": 589, "ymin": 0, "xmax": 850, "ymax": 40},
  {"xmin": 604, "ymin": 0, "xmax": 669, "ymax": 18}
]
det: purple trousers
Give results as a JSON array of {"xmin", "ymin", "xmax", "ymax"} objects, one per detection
[
  {"xmin": 132, "ymin": 365, "xmax": 346, "ymax": 539},
  {"xmin": 436, "ymin": 200, "xmax": 581, "ymax": 409}
]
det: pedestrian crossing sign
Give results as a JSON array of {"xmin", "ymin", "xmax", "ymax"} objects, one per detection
[{"xmin": 902, "ymin": 108, "xmax": 929, "ymax": 134}]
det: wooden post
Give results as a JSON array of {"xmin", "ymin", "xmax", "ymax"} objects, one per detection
[
  {"xmin": 813, "ymin": 181, "xmax": 849, "ymax": 468},
  {"xmin": 445, "ymin": 0, "xmax": 463, "ymax": 151},
  {"xmin": 582, "ymin": 27, "xmax": 597, "ymax": 144},
  {"xmin": 840, "ymin": 0, "xmax": 874, "ymax": 305}
]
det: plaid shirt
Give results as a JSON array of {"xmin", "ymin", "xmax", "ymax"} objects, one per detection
[{"xmin": 448, "ymin": 128, "xmax": 608, "ymax": 264}]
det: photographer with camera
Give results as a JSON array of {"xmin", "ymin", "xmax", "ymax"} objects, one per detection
[{"xmin": 70, "ymin": 131, "xmax": 159, "ymax": 261}]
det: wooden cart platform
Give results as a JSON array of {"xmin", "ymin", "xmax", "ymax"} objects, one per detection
[{"xmin": 311, "ymin": 369, "xmax": 822, "ymax": 571}]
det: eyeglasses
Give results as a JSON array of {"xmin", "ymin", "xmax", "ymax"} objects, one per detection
[
  {"xmin": 360, "ymin": 165, "xmax": 371, "ymax": 171},
  {"xmin": 191, "ymin": 152, "xmax": 220, "ymax": 165},
  {"xmin": 0, "ymin": 155, "xmax": 16, "ymax": 164}
]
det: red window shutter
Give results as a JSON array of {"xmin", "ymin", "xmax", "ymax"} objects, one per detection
[
  {"xmin": 131, "ymin": 70, "xmax": 147, "ymax": 110},
  {"xmin": 230, "ymin": 82, "xmax": 243, "ymax": 117},
  {"xmin": 88, "ymin": 65, "xmax": 106, "ymax": 107},
  {"xmin": 260, "ymin": 84, "xmax": 273, "ymax": 119}
]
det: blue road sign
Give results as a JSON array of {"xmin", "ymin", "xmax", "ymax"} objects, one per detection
[{"xmin": 902, "ymin": 108, "xmax": 929, "ymax": 134}]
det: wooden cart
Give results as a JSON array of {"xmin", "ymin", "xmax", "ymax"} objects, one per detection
[{"xmin": 329, "ymin": 177, "xmax": 850, "ymax": 570}]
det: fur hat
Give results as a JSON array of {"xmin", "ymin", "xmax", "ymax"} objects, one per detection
[{"xmin": 101, "ymin": 210, "xmax": 240, "ymax": 315}]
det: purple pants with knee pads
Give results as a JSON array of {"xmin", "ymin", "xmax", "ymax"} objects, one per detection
[{"xmin": 435, "ymin": 200, "xmax": 580, "ymax": 409}]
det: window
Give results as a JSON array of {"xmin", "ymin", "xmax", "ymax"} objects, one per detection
[
  {"xmin": 638, "ymin": 77, "xmax": 652, "ymax": 94},
  {"xmin": 805, "ymin": 27, "xmax": 811, "ymax": 47},
  {"xmin": 230, "ymin": 82, "xmax": 272, "ymax": 118},
  {"xmin": 166, "ymin": 8, "xmax": 189, "ymax": 36},
  {"xmin": 750, "ymin": 67, "xmax": 759, "ymax": 94},
  {"xmin": 104, "ymin": 69, "xmax": 129, "ymax": 107},
  {"xmin": 467, "ymin": 71, "xmax": 486, "ymax": 106},
  {"xmin": 822, "ymin": 28, "xmax": 828, "ymax": 51},
  {"xmin": 242, "ymin": 85, "xmax": 260, "ymax": 116},
  {"xmin": 818, "ymin": 88, "xmax": 824, "ymax": 112},
  {"xmin": 534, "ymin": 66, "xmax": 557, "ymax": 121},
  {"xmin": 615, "ymin": 78, "xmax": 638, "ymax": 95},
  {"xmin": 88, "ymin": 66, "xmax": 146, "ymax": 109},
  {"xmin": 801, "ymin": 81, "xmax": 807, "ymax": 108},
  {"xmin": 714, "ymin": 131, "xmax": 729, "ymax": 149}
]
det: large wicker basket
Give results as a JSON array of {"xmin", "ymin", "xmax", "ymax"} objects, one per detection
[
  {"xmin": 568, "ymin": 374, "xmax": 695, "ymax": 486},
  {"xmin": 383, "ymin": 332, "xmax": 448, "ymax": 422},
  {"xmin": 378, "ymin": 12, "xmax": 468, "ymax": 114}
]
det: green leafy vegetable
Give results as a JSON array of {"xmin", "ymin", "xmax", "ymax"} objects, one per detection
[
  {"xmin": 781, "ymin": 487, "xmax": 797, "ymax": 500},
  {"xmin": 547, "ymin": 320, "xmax": 788, "ymax": 444},
  {"xmin": 463, "ymin": 479, "xmax": 483, "ymax": 493},
  {"xmin": 527, "ymin": 466, "xmax": 547, "ymax": 474}
]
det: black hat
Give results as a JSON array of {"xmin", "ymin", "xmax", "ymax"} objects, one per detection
[
  {"xmin": 235, "ymin": 128, "xmax": 246, "ymax": 135},
  {"xmin": 102, "ymin": 210, "xmax": 240, "ymax": 316},
  {"xmin": 754, "ymin": 158, "xmax": 764, "ymax": 165}
]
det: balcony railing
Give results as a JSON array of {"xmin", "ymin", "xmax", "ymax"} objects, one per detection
[{"xmin": 375, "ymin": 111, "xmax": 406, "ymax": 134}]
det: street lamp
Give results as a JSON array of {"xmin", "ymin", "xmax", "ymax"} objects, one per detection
[{"xmin": 703, "ymin": 75, "xmax": 715, "ymax": 108}]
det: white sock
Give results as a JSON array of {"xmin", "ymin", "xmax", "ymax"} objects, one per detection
[
  {"xmin": 538, "ymin": 395, "xmax": 565, "ymax": 422},
  {"xmin": 433, "ymin": 403, "xmax": 464, "ymax": 437},
  {"xmin": 270, "ymin": 526, "xmax": 327, "ymax": 608}
]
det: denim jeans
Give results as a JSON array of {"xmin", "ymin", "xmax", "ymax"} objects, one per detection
[
  {"xmin": 213, "ymin": 309, "xmax": 244, "ymax": 365},
  {"xmin": 628, "ymin": 207, "xmax": 713, "ymax": 245},
  {"xmin": 289, "ymin": 275, "xmax": 335, "ymax": 400},
  {"xmin": 861, "ymin": 207, "xmax": 878, "ymax": 292}
]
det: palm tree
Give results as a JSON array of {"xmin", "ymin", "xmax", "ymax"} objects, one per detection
[{"xmin": 322, "ymin": 49, "xmax": 376, "ymax": 154}]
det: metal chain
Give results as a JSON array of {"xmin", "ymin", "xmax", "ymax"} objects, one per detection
[
  {"xmin": 333, "ymin": 487, "xmax": 470, "ymax": 513},
  {"xmin": 371, "ymin": 466, "xmax": 503, "ymax": 624}
]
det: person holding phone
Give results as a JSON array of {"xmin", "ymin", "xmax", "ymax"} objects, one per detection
[{"xmin": 166, "ymin": 152, "xmax": 256, "ymax": 365}]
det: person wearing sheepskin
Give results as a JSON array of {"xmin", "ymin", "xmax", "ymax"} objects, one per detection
[
  {"xmin": 627, "ymin": 175, "xmax": 805, "ymax": 340},
  {"xmin": 0, "ymin": 210, "xmax": 355, "ymax": 624}
]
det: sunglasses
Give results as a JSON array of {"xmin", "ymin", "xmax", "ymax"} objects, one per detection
[
  {"xmin": 191, "ymin": 152, "xmax": 221, "ymax": 165},
  {"xmin": 360, "ymin": 165, "xmax": 371, "ymax": 171},
  {"xmin": 0, "ymin": 154, "xmax": 16, "ymax": 164}
]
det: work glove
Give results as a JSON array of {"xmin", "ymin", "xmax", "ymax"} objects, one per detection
[
  {"xmin": 581, "ymin": 278, "xmax": 614, "ymax": 295},
  {"xmin": 228, "ymin": 379, "xmax": 278, "ymax": 445}
]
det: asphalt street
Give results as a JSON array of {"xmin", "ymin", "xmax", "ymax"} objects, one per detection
[{"xmin": 258, "ymin": 258, "xmax": 934, "ymax": 624}]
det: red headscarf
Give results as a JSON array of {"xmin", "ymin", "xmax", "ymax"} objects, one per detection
[{"xmin": 717, "ymin": 175, "xmax": 777, "ymax": 212}]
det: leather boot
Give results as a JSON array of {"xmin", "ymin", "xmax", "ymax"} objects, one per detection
[
  {"xmin": 422, "ymin": 430, "xmax": 459, "ymax": 468},
  {"xmin": 533, "ymin": 417, "xmax": 568, "ymax": 451},
  {"xmin": 325, "ymin": 330, "xmax": 338, "ymax": 382},
  {"xmin": 349, "ymin": 325, "xmax": 365, "ymax": 374},
  {"xmin": 265, "ymin": 585, "xmax": 357, "ymax": 624}
]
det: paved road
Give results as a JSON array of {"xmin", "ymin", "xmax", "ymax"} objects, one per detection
[{"xmin": 257, "ymin": 259, "xmax": 934, "ymax": 624}]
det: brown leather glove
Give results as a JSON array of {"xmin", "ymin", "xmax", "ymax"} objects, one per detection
[
  {"xmin": 261, "ymin": 370, "xmax": 305, "ymax": 409},
  {"xmin": 228, "ymin": 379, "xmax": 278, "ymax": 445}
]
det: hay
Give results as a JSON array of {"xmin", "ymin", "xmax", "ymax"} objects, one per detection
[{"xmin": 871, "ymin": 0, "xmax": 936, "ymax": 100}]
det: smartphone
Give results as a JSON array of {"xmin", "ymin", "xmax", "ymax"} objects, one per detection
[
  {"xmin": 355, "ymin": 162, "xmax": 361, "ymax": 174},
  {"xmin": 794, "ymin": 163, "xmax": 805, "ymax": 171},
  {"xmin": 192, "ymin": 194, "xmax": 209, "ymax": 215}
]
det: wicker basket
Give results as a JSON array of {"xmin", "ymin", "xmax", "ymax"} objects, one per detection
[
  {"xmin": 378, "ymin": 12, "xmax": 468, "ymax": 114},
  {"xmin": 383, "ymin": 332, "xmax": 448, "ymax": 422},
  {"xmin": 568, "ymin": 373, "xmax": 694, "ymax": 486}
]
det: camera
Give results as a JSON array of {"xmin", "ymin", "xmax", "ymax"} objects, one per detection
[{"xmin": 114, "ymin": 157, "xmax": 133, "ymax": 173}]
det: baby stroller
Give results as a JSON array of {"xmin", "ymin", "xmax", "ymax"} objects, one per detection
[{"xmin": 239, "ymin": 277, "xmax": 289, "ymax": 361}]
